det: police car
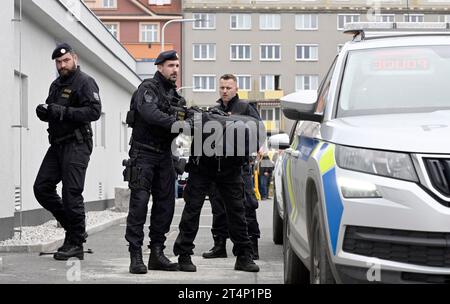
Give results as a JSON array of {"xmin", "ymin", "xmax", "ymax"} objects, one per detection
[{"xmin": 280, "ymin": 22, "xmax": 450, "ymax": 284}]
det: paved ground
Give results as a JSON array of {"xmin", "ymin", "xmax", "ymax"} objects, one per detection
[{"xmin": 0, "ymin": 198, "xmax": 283, "ymax": 284}]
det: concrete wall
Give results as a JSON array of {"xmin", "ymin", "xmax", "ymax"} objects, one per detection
[{"xmin": 0, "ymin": 0, "xmax": 16, "ymax": 241}]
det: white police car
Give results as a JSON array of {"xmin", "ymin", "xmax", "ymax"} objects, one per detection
[{"xmin": 280, "ymin": 22, "xmax": 450, "ymax": 284}]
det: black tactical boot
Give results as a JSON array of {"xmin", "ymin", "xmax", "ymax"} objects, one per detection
[
  {"xmin": 178, "ymin": 254, "xmax": 197, "ymax": 272},
  {"xmin": 58, "ymin": 232, "xmax": 88, "ymax": 252},
  {"xmin": 148, "ymin": 246, "xmax": 179, "ymax": 271},
  {"xmin": 234, "ymin": 255, "xmax": 260, "ymax": 272},
  {"xmin": 57, "ymin": 233, "xmax": 72, "ymax": 253},
  {"xmin": 129, "ymin": 247, "xmax": 148, "ymax": 274},
  {"xmin": 202, "ymin": 237, "xmax": 227, "ymax": 259},
  {"xmin": 53, "ymin": 244, "xmax": 84, "ymax": 261},
  {"xmin": 250, "ymin": 237, "xmax": 259, "ymax": 260}
]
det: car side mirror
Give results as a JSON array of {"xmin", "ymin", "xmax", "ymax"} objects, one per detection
[
  {"xmin": 268, "ymin": 133, "xmax": 290, "ymax": 150},
  {"xmin": 281, "ymin": 90, "xmax": 323, "ymax": 122}
]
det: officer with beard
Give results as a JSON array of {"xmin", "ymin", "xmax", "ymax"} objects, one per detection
[
  {"xmin": 34, "ymin": 43, "xmax": 101, "ymax": 260},
  {"xmin": 124, "ymin": 50, "xmax": 188, "ymax": 274}
]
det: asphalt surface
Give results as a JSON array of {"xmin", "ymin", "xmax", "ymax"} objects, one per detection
[{"xmin": 0, "ymin": 197, "xmax": 283, "ymax": 284}]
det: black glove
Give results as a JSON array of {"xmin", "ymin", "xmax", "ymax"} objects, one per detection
[
  {"xmin": 48, "ymin": 103, "xmax": 67, "ymax": 121},
  {"xmin": 173, "ymin": 157, "xmax": 187, "ymax": 175},
  {"xmin": 36, "ymin": 104, "xmax": 49, "ymax": 122}
]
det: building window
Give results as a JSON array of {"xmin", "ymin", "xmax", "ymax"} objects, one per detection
[
  {"xmin": 140, "ymin": 23, "xmax": 159, "ymax": 42},
  {"xmin": 149, "ymin": 0, "xmax": 171, "ymax": 5},
  {"xmin": 105, "ymin": 23, "xmax": 119, "ymax": 39},
  {"xmin": 230, "ymin": 14, "xmax": 252, "ymax": 30},
  {"xmin": 193, "ymin": 44, "xmax": 216, "ymax": 60},
  {"xmin": 404, "ymin": 14, "xmax": 425, "ymax": 22},
  {"xmin": 438, "ymin": 15, "xmax": 450, "ymax": 22},
  {"xmin": 337, "ymin": 14, "xmax": 360, "ymax": 30},
  {"xmin": 295, "ymin": 14, "xmax": 318, "ymax": 30},
  {"xmin": 296, "ymin": 45, "xmax": 318, "ymax": 61},
  {"xmin": 296, "ymin": 75, "xmax": 319, "ymax": 91},
  {"xmin": 230, "ymin": 44, "xmax": 251, "ymax": 61},
  {"xmin": 193, "ymin": 13, "xmax": 216, "ymax": 29},
  {"xmin": 374, "ymin": 14, "xmax": 395, "ymax": 22},
  {"xmin": 260, "ymin": 108, "xmax": 280, "ymax": 121},
  {"xmin": 13, "ymin": 71, "xmax": 28, "ymax": 129},
  {"xmin": 236, "ymin": 75, "xmax": 251, "ymax": 91},
  {"xmin": 260, "ymin": 14, "xmax": 281, "ymax": 30},
  {"xmin": 94, "ymin": 113, "xmax": 106, "ymax": 148},
  {"xmin": 193, "ymin": 75, "xmax": 216, "ymax": 92},
  {"xmin": 102, "ymin": 0, "xmax": 116, "ymax": 8},
  {"xmin": 260, "ymin": 75, "xmax": 280, "ymax": 91},
  {"xmin": 121, "ymin": 113, "xmax": 131, "ymax": 153},
  {"xmin": 260, "ymin": 44, "xmax": 281, "ymax": 61}
]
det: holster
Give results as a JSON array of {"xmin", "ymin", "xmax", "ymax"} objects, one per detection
[{"xmin": 122, "ymin": 158, "xmax": 138, "ymax": 182}]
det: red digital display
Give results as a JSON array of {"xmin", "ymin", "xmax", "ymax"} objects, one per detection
[{"xmin": 372, "ymin": 58, "xmax": 429, "ymax": 71}]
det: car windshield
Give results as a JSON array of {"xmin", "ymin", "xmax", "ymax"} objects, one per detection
[{"xmin": 337, "ymin": 45, "xmax": 450, "ymax": 117}]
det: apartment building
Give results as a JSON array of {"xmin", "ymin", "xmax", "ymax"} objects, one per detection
[
  {"xmin": 84, "ymin": 0, "xmax": 182, "ymax": 81},
  {"xmin": 182, "ymin": 0, "xmax": 450, "ymax": 134}
]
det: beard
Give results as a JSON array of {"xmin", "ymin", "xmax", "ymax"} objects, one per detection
[
  {"xmin": 169, "ymin": 74, "xmax": 177, "ymax": 83},
  {"xmin": 58, "ymin": 65, "xmax": 77, "ymax": 77}
]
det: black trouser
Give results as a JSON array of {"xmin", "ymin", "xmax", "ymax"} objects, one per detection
[
  {"xmin": 33, "ymin": 139, "xmax": 92, "ymax": 245},
  {"xmin": 125, "ymin": 146, "xmax": 175, "ymax": 251},
  {"xmin": 173, "ymin": 168, "xmax": 252, "ymax": 257},
  {"xmin": 209, "ymin": 165, "xmax": 260, "ymax": 240}
]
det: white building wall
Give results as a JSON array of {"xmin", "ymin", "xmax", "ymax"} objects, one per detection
[
  {"xmin": 0, "ymin": 0, "xmax": 16, "ymax": 239},
  {"xmin": 0, "ymin": 0, "xmax": 141, "ymax": 239}
]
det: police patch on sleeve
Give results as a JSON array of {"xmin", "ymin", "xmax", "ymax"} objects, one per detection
[
  {"xmin": 143, "ymin": 90, "xmax": 155, "ymax": 103},
  {"xmin": 93, "ymin": 92, "xmax": 100, "ymax": 101}
]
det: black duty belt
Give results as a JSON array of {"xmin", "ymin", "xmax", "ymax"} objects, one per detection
[
  {"xmin": 49, "ymin": 126, "xmax": 92, "ymax": 145},
  {"xmin": 132, "ymin": 140, "xmax": 164, "ymax": 154}
]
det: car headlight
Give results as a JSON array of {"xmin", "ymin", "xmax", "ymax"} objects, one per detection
[{"xmin": 335, "ymin": 145, "xmax": 418, "ymax": 182}]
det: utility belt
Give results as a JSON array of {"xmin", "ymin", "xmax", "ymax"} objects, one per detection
[
  {"xmin": 49, "ymin": 125, "xmax": 92, "ymax": 146},
  {"xmin": 131, "ymin": 140, "xmax": 165, "ymax": 154}
]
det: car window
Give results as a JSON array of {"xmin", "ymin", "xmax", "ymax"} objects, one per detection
[
  {"xmin": 316, "ymin": 56, "xmax": 338, "ymax": 114},
  {"xmin": 337, "ymin": 45, "xmax": 450, "ymax": 117}
]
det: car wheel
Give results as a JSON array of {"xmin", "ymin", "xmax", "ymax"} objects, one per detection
[
  {"xmin": 273, "ymin": 188, "xmax": 283, "ymax": 245},
  {"xmin": 283, "ymin": 204, "xmax": 309, "ymax": 284},
  {"xmin": 310, "ymin": 203, "xmax": 336, "ymax": 284}
]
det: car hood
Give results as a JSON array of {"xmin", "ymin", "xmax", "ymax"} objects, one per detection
[{"xmin": 321, "ymin": 110, "xmax": 450, "ymax": 154}]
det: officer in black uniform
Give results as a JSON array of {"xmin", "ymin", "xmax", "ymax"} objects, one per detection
[
  {"xmin": 202, "ymin": 74, "xmax": 262, "ymax": 260},
  {"xmin": 124, "ymin": 50, "xmax": 187, "ymax": 274},
  {"xmin": 173, "ymin": 74, "xmax": 262, "ymax": 273},
  {"xmin": 34, "ymin": 43, "xmax": 101, "ymax": 261}
]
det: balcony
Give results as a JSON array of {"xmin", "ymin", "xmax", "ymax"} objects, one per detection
[
  {"xmin": 123, "ymin": 43, "xmax": 174, "ymax": 61},
  {"xmin": 238, "ymin": 91, "xmax": 249, "ymax": 99},
  {"xmin": 263, "ymin": 120, "xmax": 280, "ymax": 134},
  {"xmin": 183, "ymin": 0, "xmax": 440, "ymax": 11},
  {"xmin": 264, "ymin": 90, "xmax": 284, "ymax": 100}
]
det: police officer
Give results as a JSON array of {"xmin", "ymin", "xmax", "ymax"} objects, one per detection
[
  {"xmin": 202, "ymin": 74, "xmax": 262, "ymax": 260},
  {"xmin": 173, "ymin": 74, "xmax": 262, "ymax": 273},
  {"xmin": 34, "ymin": 43, "xmax": 101, "ymax": 260},
  {"xmin": 125, "ymin": 50, "xmax": 186, "ymax": 274}
]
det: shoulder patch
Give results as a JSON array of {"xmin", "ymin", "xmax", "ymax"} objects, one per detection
[{"xmin": 93, "ymin": 92, "xmax": 100, "ymax": 101}]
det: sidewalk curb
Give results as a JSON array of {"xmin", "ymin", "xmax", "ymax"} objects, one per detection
[{"xmin": 0, "ymin": 214, "xmax": 127, "ymax": 253}]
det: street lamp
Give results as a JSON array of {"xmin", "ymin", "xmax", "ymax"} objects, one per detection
[
  {"xmin": 177, "ymin": 86, "xmax": 199, "ymax": 93},
  {"xmin": 161, "ymin": 18, "xmax": 205, "ymax": 52}
]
